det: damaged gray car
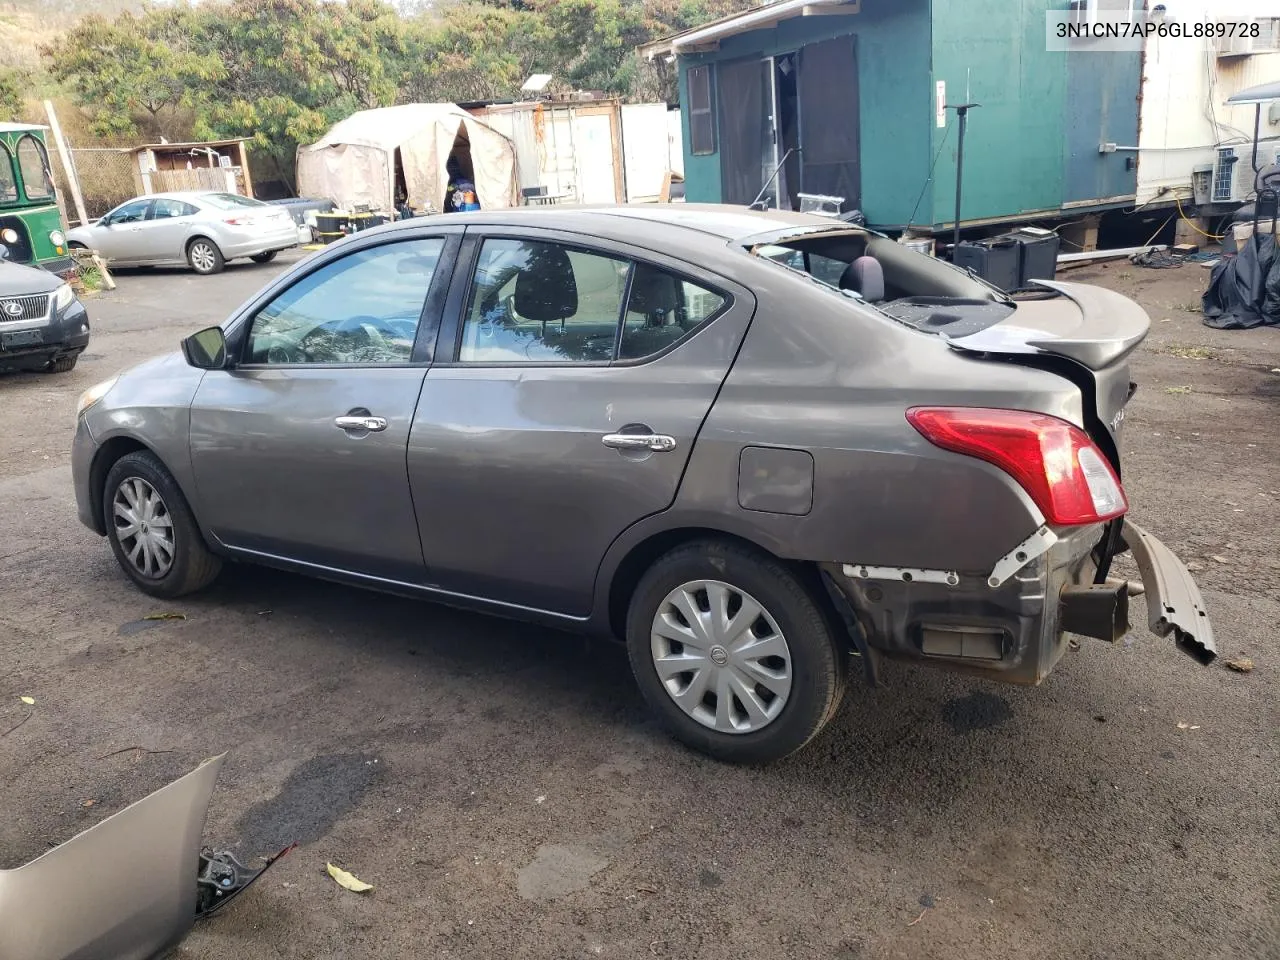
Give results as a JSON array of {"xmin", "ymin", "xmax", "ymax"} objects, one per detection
[
  {"xmin": 71, "ymin": 205, "xmax": 1214, "ymax": 764},
  {"xmin": 0, "ymin": 755, "xmax": 291, "ymax": 960}
]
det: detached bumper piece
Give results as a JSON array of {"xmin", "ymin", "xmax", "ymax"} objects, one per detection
[
  {"xmin": 1122, "ymin": 519, "xmax": 1216, "ymax": 665},
  {"xmin": 197, "ymin": 842, "xmax": 296, "ymax": 918}
]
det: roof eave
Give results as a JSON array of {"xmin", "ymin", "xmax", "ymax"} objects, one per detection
[{"xmin": 639, "ymin": 0, "xmax": 858, "ymax": 60}]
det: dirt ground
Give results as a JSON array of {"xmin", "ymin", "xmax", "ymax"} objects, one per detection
[{"xmin": 0, "ymin": 251, "xmax": 1277, "ymax": 960}]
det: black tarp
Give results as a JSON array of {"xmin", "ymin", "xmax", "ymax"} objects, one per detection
[{"xmin": 1202, "ymin": 231, "xmax": 1280, "ymax": 330}]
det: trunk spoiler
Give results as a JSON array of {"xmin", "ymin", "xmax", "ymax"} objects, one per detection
[
  {"xmin": 0, "ymin": 755, "xmax": 293, "ymax": 960},
  {"xmin": 945, "ymin": 279, "xmax": 1150, "ymax": 371}
]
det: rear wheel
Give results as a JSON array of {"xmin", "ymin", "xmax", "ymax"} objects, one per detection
[
  {"xmin": 103, "ymin": 450, "xmax": 222, "ymax": 597},
  {"xmin": 187, "ymin": 238, "xmax": 225, "ymax": 275},
  {"xmin": 626, "ymin": 540, "xmax": 847, "ymax": 763},
  {"xmin": 250, "ymin": 250, "xmax": 278, "ymax": 264}
]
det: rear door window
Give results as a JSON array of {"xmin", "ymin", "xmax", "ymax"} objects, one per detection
[
  {"xmin": 619, "ymin": 264, "xmax": 726, "ymax": 361},
  {"xmin": 458, "ymin": 238, "xmax": 728, "ymax": 364},
  {"xmin": 459, "ymin": 238, "xmax": 629, "ymax": 364},
  {"xmin": 150, "ymin": 199, "xmax": 198, "ymax": 219}
]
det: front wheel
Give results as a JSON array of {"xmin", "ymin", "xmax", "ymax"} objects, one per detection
[
  {"xmin": 626, "ymin": 540, "xmax": 847, "ymax": 764},
  {"xmin": 103, "ymin": 450, "xmax": 222, "ymax": 598},
  {"xmin": 44, "ymin": 354, "xmax": 78, "ymax": 373},
  {"xmin": 187, "ymin": 238, "xmax": 225, "ymax": 275},
  {"xmin": 250, "ymin": 250, "xmax": 278, "ymax": 264}
]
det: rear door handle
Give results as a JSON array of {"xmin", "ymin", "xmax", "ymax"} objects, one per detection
[
  {"xmin": 602, "ymin": 433, "xmax": 677, "ymax": 452},
  {"xmin": 335, "ymin": 415, "xmax": 387, "ymax": 432}
]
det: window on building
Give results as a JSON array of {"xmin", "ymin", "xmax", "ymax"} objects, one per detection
[{"xmin": 688, "ymin": 65, "xmax": 716, "ymax": 156}]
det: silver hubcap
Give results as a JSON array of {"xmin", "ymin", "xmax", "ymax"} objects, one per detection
[
  {"xmin": 113, "ymin": 477, "xmax": 175, "ymax": 579},
  {"xmin": 650, "ymin": 579, "xmax": 792, "ymax": 734},
  {"xmin": 191, "ymin": 244, "xmax": 215, "ymax": 272}
]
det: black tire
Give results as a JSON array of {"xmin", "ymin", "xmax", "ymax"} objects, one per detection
[
  {"xmin": 44, "ymin": 354, "xmax": 78, "ymax": 373},
  {"xmin": 103, "ymin": 450, "xmax": 222, "ymax": 598},
  {"xmin": 626, "ymin": 540, "xmax": 847, "ymax": 764},
  {"xmin": 69, "ymin": 241, "xmax": 87, "ymax": 252},
  {"xmin": 250, "ymin": 250, "xmax": 278, "ymax": 264},
  {"xmin": 186, "ymin": 237, "xmax": 225, "ymax": 275}
]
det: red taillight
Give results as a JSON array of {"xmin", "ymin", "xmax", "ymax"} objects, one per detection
[
  {"xmin": 225, "ymin": 216, "xmax": 252, "ymax": 226},
  {"xmin": 906, "ymin": 407, "xmax": 1128, "ymax": 526}
]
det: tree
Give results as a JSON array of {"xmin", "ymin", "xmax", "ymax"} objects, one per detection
[
  {"xmin": 397, "ymin": 4, "xmax": 547, "ymax": 104},
  {"xmin": 0, "ymin": 68, "xmax": 27, "ymax": 120},
  {"xmin": 192, "ymin": 0, "xmax": 404, "ymax": 188},
  {"xmin": 44, "ymin": 8, "xmax": 223, "ymax": 140}
]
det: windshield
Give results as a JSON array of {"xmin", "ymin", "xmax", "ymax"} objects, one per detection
[
  {"xmin": 16, "ymin": 135, "xmax": 53, "ymax": 201},
  {"xmin": 0, "ymin": 145, "xmax": 17, "ymax": 203},
  {"xmin": 201, "ymin": 192, "xmax": 266, "ymax": 210}
]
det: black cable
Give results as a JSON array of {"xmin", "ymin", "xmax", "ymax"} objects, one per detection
[{"xmin": 903, "ymin": 120, "xmax": 952, "ymax": 234}]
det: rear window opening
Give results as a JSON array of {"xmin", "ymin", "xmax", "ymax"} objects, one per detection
[{"xmin": 745, "ymin": 227, "xmax": 1063, "ymax": 337}]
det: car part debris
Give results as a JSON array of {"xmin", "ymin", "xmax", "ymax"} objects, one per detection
[{"xmin": 0, "ymin": 754, "xmax": 293, "ymax": 960}]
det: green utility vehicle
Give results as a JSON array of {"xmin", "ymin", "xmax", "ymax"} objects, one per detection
[{"xmin": 0, "ymin": 123, "xmax": 73, "ymax": 276}]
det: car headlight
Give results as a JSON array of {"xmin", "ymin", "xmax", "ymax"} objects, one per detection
[
  {"xmin": 49, "ymin": 229, "xmax": 65, "ymax": 247},
  {"xmin": 1, "ymin": 227, "xmax": 17, "ymax": 244},
  {"xmin": 76, "ymin": 376, "xmax": 119, "ymax": 418},
  {"xmin": 53, "ymin": 283, "xmax": 75, "ymax": 312}
]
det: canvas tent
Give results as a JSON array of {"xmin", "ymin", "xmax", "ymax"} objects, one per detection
[{"xmin": 296, "ymin": 103, "xmax": 518, "ymax": 213}]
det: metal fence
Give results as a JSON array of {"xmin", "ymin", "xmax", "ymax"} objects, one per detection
[{"xmin": 47, "ymin": 145, "xmax": 137, "ymax": 226}]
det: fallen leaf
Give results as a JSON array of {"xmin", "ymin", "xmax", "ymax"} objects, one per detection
[
  {"xmin": 1177, "ymin": 722, "xmax": 1190, "ymax": 730},
  {"xmin": 326, "ymin": 862, "xmax": 373, "ymax": 893},
  {"xmin": 81, "ymin": 799, "xmax": 95, "ymax": 808},
  {"xmin": 1211, "ymin": 555, "xmax": 1230, "ymax": 564},
  {"xmin": 1224, "ymin": 656, "xmax": 1254, "ymax": 674},
  {"xmin": 636, "ymin": 884, "xmax": 659, "ymax": 894},
  {"xmin": 19, "ymin": 696, "xmax": 34, "ymax": 705},
  {"xmin": 143, "ymin": 612, "xmax": 186, "ymax": 621}
]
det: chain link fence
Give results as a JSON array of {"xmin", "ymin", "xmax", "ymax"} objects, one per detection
[{"xmin": 46, "ymin": 142, "xmax": 138, "ymax": 227}]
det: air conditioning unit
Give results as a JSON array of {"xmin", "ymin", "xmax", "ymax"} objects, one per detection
[
  {"xmin": 1068, "ymin": 0, "xmax": 1138, "ymax": 27},
  {"xmin": 1216, "ymin": 33, "xmax": 1257, "ymax": 57},
  {"xmin": 1214, "ymin": 148, "xmax": 1240, "ymax": 203}
]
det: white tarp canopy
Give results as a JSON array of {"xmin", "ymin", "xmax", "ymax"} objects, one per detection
[{"xmin": 296, "ymin": 103, "xmax": 518, "ymax": 213}]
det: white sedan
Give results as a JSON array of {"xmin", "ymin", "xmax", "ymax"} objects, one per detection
[{"xmin": 67, "ymin": 191, "xmax": 300, "ymax": 275}]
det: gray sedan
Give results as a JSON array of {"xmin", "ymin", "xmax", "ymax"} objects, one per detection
[
  {"xmin": 70, "ymin": 205, "xmax": 1215, "ymax": 763},
  {"xmin": 66, "ymin": 191, "xmax": 299, "ymax": 275}
]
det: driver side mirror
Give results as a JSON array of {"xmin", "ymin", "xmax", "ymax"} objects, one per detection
[{"xmin": 182, "ymin": 326, "xmax": 229, "ymax": 370}]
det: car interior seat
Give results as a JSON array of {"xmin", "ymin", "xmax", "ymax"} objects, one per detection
[
  {"xmin": 838, "ymin": 255, "xmax": 885, "ymax": 302},
  {"xmin": 620, "ymin": 265, "xmax": 685, "ymax": 360},
  {"xmin": 514, "ymin": 245, "xmax": 578, "ymax": 336}
]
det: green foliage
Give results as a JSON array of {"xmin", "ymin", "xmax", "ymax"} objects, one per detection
[
  {"xmin": 0, "ymin": 67, "xmax": 27, "ymax": 119},
  {"xmin": 41, "ymin": 0, "xmax": 761, "ymax": 186}
]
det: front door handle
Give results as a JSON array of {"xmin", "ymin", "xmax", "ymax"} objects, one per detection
[
  {"xmin": 602, "ymin": 433, "xmax": 677, "ymax": 452},
  {"xmin": 335, "ymin": 415, "xmax": 387, "ymax": 432}
]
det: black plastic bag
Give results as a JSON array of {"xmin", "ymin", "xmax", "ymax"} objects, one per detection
[{"xmin": 1202, "ymin": 231, "xmax": 1279, "ymax": 330}]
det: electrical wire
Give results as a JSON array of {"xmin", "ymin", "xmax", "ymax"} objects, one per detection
[
  {"xmin": 903, "ymin": 120, "xmax": 952, "ymax": 234},
  {"xmin": 1174, "ymin": 195, "xmax": 1225, "ymax": 239}
]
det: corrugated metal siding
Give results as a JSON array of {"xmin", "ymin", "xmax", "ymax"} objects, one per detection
[{"xmin": 1136, "ymin": 2, "xmax": 1280, "ymax": 205}]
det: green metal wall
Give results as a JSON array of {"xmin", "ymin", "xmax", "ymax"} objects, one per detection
[
  {"xmin": 680, "ymin": 0, "xmax": 933, "ymax": 227},
  {"xmin": 928, "ymin": 0, "xmax": 1067, "ymax": 228}
]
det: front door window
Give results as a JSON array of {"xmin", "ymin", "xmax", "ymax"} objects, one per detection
[{"xmin": 246, "ymin": 238, "xmax": 444, "ymax": 365}]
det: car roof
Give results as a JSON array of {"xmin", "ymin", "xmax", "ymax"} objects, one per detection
[{"xmin": 391, "ymin": 204, "xmax": 849, "ymax": 255}]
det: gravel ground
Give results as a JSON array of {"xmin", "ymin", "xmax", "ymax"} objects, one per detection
[{"xmin": 0, "ymin": 250, "xmax": 1277, "ymax": 960}]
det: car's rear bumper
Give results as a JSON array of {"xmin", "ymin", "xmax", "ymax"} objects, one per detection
[
  {"xmin": 219, "ymin": 222, "xmax": 300, "ymax": 259},
  {"xmin": 823, "ymin": 517, "xmax": 1214, "ymax": 684}
]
